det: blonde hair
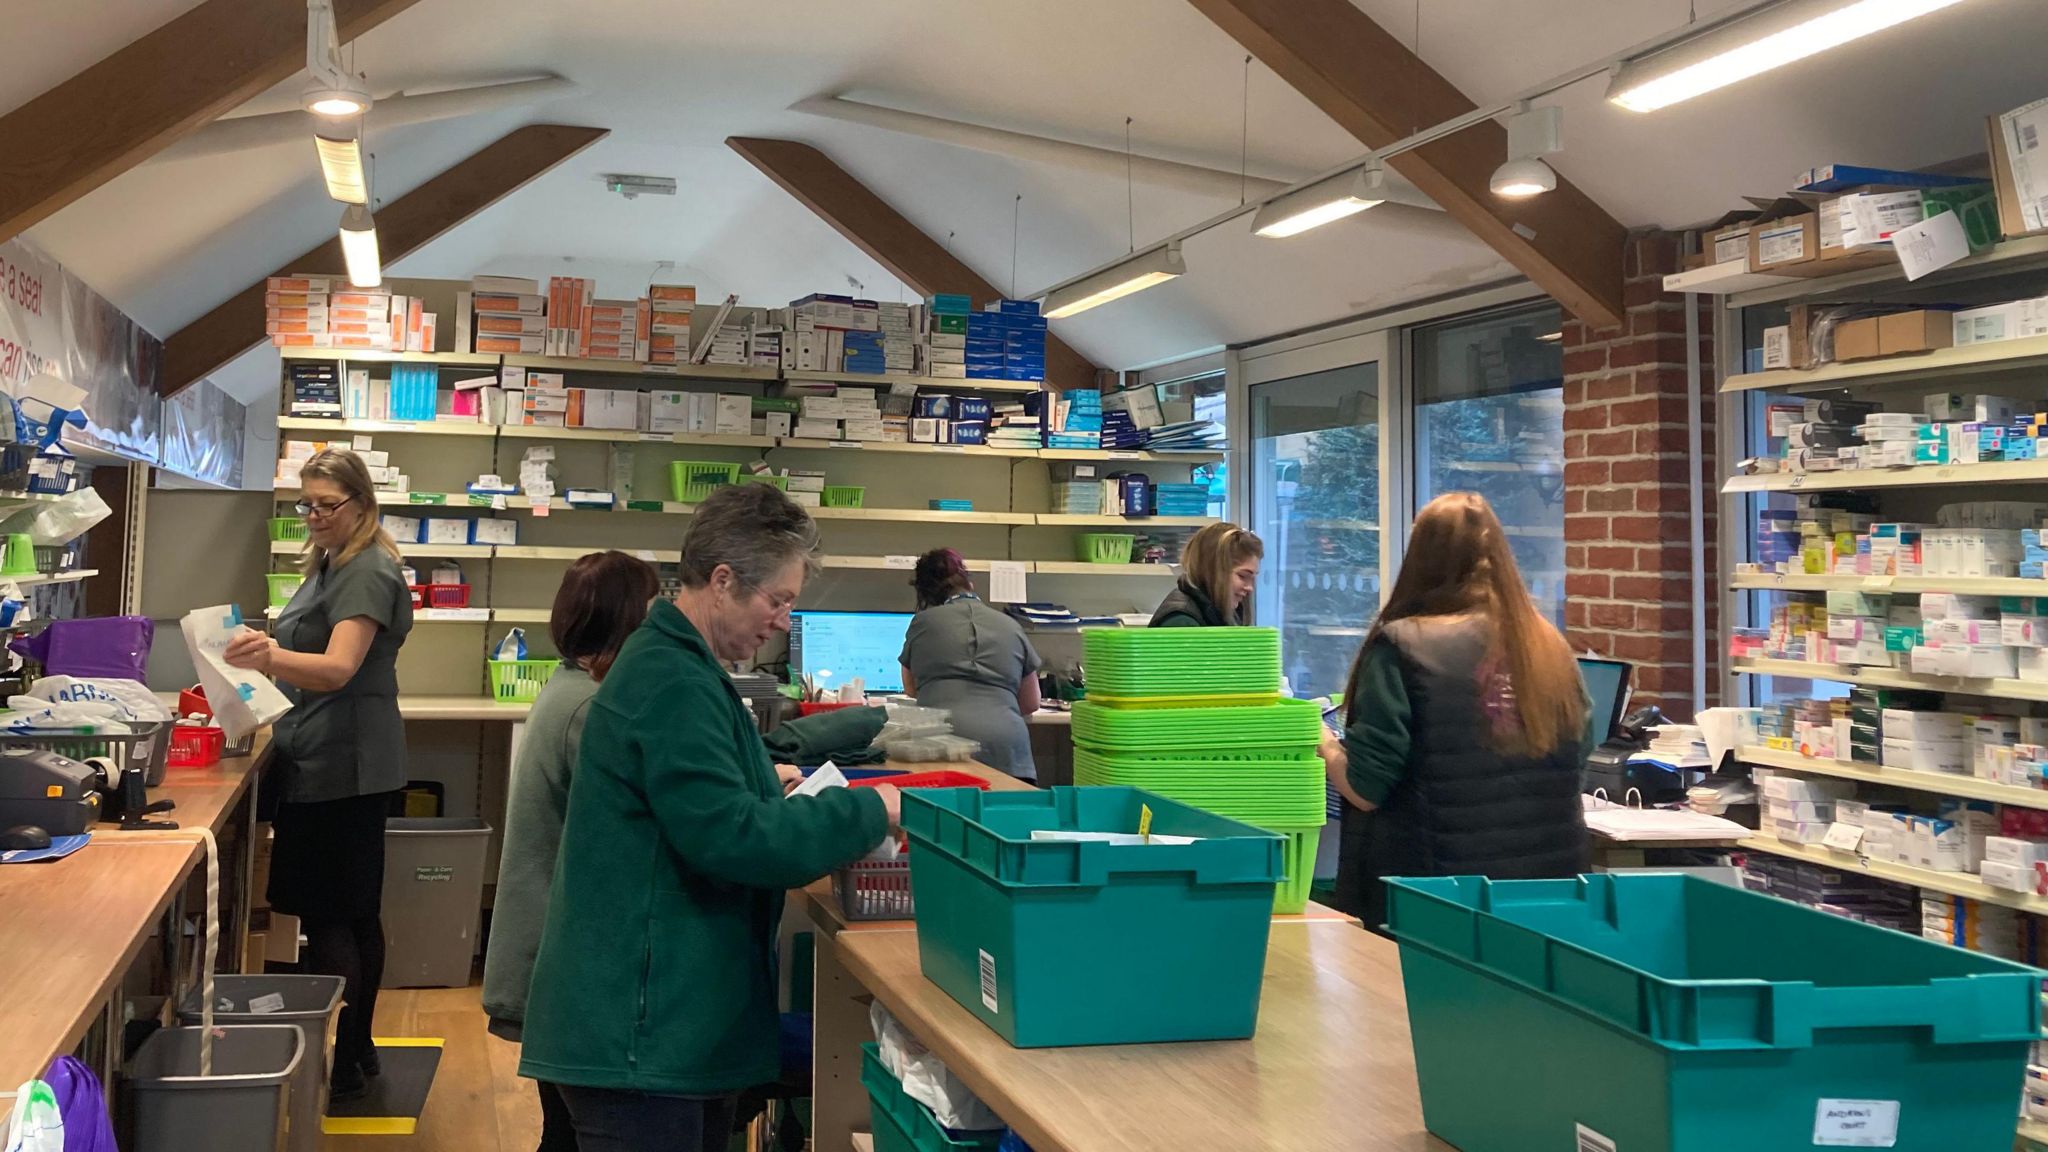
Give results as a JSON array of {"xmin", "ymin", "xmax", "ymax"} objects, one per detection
[
  {"xmin": 1179, "ymin": 522, "xmax": 1263, "ymax": 624},
  {"xmin": 298, "ymin": 448, "xmax": 401, "ymax": 574},
  {"xmin": 1345, "ymin": 491, "xmax": 1584, "ymax": 757}
]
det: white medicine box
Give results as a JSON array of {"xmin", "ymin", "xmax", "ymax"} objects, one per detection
[
  {"xmin": 424, "ymin": 518, "xmax": 469, "ymax": 546},
  {"xmin": 468, "ymin": 519, "xmax": 518, "ymax": 546},
  {"xmin": 381, "ymin": 514, "xmax": 422, "ymax": 543}
]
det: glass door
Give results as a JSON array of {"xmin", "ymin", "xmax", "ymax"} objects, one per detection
[{"xmin": 1238, "ymin": 333, "xmax": 1391, "ymax": 700}]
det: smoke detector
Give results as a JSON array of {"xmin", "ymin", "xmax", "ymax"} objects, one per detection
[{"xmin": 604, "ymin": 174, "xmax": 677, "ymax": 199}]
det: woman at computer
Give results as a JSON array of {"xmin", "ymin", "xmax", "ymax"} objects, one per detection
[
  {"xmin": 899, "ymin": 549, "xmax": 1042, "ymax": 779},
  {"xmin": 1150, "ymin": 522, "xmax": 1263, "ymax": 626},
  {"xmin": 1316, "ymin": 492, "xmax": 1592, "ymax": 929}
]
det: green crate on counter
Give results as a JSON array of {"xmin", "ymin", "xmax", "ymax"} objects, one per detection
[
  {"xmin": 1081, "ymin": 627, "xmax": 1281, "ymax": 697},
  {"xmin": 670, "ymin": 461, "xmax": 740, "ymax": 503},
  {"xmin": 1386, "ymin": 873, "xmax": 2044, "ymax": 1152},
  {"xmin": 903, "ymin": 786, "xmax": 1283, "ymax": 1047},
  {"xmin": 861, "ymin": 1044, "xmax": 1002, "ymax": 1152},
  {"xmin": 1070, "ymin": 697, "xmax": 1322, "ymax": 751},
  {"xmin": 487, "ymin": 658, "xmax": 560, "ymax": 704}
]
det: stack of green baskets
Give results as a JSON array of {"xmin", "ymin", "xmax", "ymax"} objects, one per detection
[
  {"xmin": 670, "ymin": 461, "xmax": 741, "ymax": 503},
  {"xmin": 1072, "ymin": 627, "xmax": 1325, "ymax": 912}
]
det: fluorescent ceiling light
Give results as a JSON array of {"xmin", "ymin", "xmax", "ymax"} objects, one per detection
[
  {"xmin": 1491, "ymin": 157, "xmax": 1557, "ymax": 198},
  {"xmin": 1608, "ymin": 0, "xmax": 1969, "ymax": 113},
  {"xmin": 338, "ymin": 205, "xmax": 381, "ymax": 288},
  {"xmin": 1252, "ymin": 165, "xmax": 1387, "ymax": 238},
  {"xmin": 315, "ymin": 134, "xmax": 367, "ymax": 204},
  {"xmin": 1042, "ymin": 243, "xmax": 1185, "ymax": 320}
]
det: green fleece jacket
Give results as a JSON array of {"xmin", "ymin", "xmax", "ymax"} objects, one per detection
[{"xmin": 519, "ymin": 599, "xmax": 888, "ymax": 1094}]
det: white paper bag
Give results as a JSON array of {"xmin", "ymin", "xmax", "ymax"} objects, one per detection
[{"xmin": 179, "ymin": 605, "xmax": 293, "ymax": 743}]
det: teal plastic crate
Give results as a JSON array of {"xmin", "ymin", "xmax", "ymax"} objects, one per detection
[
  {"xmin": 1387, "ymin": 873, "xmax": 2044, "ymax": 1152},
  {"xmin": 902, "ymin": 786, "xmax": 1283, "ymax": 1047},
  {"xmin": 861, "ymin": 1044, "xmax": 1001, "ymax": 1152}
]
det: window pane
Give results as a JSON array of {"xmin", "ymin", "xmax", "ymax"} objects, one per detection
[
  {"xmin": 1250, "ymin": 363, "xmax": 1380, "ymax": 699},
  {"xmin": 1412, "ymin": 304, "xmax": 1567, "ymax": 627}
]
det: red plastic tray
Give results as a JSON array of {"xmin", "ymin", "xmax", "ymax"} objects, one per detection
[
  {"xmin": 850, "ymin": 770, "xmax": 990, "ymax": 791},
  {"xmin": 167, "ymin": 725, "xmax": 225, "ymax": 768},
  {"xmin": 425, "ymin": 583, "xmax": 471, "ymax": 609}
]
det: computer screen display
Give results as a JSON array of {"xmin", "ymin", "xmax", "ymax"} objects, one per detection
[
  {"xmin": 790, "ymin": 611, "xmax": 913, "ymax": 694},
  {"xmin": 1577, "ymin": 657, "xmax": 1631, "ymax": 749}
]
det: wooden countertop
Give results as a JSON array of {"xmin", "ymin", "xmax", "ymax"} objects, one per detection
[{"xmin": 839, "ymin": 921, "xmax": 1451, "ymax": 1152}]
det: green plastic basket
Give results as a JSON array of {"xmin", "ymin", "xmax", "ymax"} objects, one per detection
[
  {"xmin": 903, "ymin": 787, "xmax": 1283, "ymax": 1047},
  {"xmin": 1071, "ymin": 697, "xmax": 1323, "ymax": 751},
  {"xmin": 1274, "ymin": 825, "xmax": 1319, "ymax": 915},
  {"xmin": 862, "ymin": 1044, "xmax": 1001, "ymax": 1152},
  {"xmin": 268, "ymin": 517, "xmax": 309, "ymax": 542},
  {"xmin": 739, "ymin": 474, "xmax": 789, "ymax": 491},
  {"xmin": 1075, "ymin": 533, "xmax": 1134, "ymax": 564},
  {"xmin": 1071, "ymin": 749, "xmax": 1326, "ymax": 826},
  {"xmin": 669, "ymin": 461, "xmax": 741, "ymax": 503},
  {"xmin": 487, "ymin": 658, "xmax": 561, "ymax": 703},
  {"xmin": 1081, "ymin": 627, "xmax": 1281, "ymax": 697},
  {"xmin": 266, "ymin": 572, "xmax": 304, "ymax": 607},
  {"xmin": 821, "ymin": 485, "xmax": 865, "ymax": 508},
  {"xmin": 1386, "ymin": 873, "xmax": 2044, "ymax": 1152}
]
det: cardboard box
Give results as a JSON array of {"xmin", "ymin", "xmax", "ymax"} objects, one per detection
[
  {"xmin": 1833, "ymin": 316, "xmax": 1883, "ymax": 361},
  {"xmin": 1990, "ymin": 101, "xmax": 2048, "ymax": 240},
  {"xmin": 1878, "ymin": 310, "xmax": 1954, "ymax": 356},
  {"xmin": 1749, "ymin": 213, "xmax": 1818, "ymax": 271},
  {"xmin": 567, "ymin": 388, "xmax": 640, "ymax": 430},
  {"xmin": 476, "ymin": 334, "xmax": 546, "ymax": 355}
]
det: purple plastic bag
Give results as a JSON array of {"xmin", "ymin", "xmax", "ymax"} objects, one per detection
[
  {"xmin": 43, "ymin": 1056, "xmax": 115, "ymax": 1152},
  {"xmin": 8, "ymin": 616, "xmax": 152, "ymax": 681}
]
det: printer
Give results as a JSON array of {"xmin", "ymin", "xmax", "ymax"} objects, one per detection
[{"xmin": 0, "ymin": 748, "xmax": 103, "ymax": 835}]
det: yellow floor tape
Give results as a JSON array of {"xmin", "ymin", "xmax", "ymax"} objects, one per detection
[{"xmin": 318, "ymin": 1037, "xmax": 446, "ymax": 1137}]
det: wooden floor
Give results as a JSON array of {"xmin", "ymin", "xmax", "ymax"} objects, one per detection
[{"xmin": 325, "ymin": 983, "xmax": 540, "ymax": 1152}]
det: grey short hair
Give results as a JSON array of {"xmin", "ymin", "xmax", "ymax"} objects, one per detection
[{"xmin": 679, "ymin": 482, "xmax": 820, "ymax": 590}]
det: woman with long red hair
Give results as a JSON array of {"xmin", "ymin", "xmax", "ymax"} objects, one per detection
[{"xmin": 1319, "ymin": 492, "xmax": 1592, "ymax": 928}]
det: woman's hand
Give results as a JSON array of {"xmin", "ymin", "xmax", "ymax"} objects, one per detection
[
  {"xmin": 871, "ymin": 783, "xmax": 903, "ymax": 829},
  {"xmin": 776, "ymin": 764, "xmax": 804, "ymax": 795},
  {"xmin": 1317, "ymin": 732, "xmax": 1347, "ymax": 776},
  {"xmin": 222, "ymin": 629, "xmax": 277, "ymax": 675}
]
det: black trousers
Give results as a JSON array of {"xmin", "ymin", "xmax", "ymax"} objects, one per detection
[
  {"xmin": 556, "ymin": 1087, "xmax": 738, "ymax": 1152},
  {"xmin": 537, "ymin": 1080, "xmax": 579, "ymax": 1152},
  {"xmin": 269, "ymin": 787, "xmax": 398, "ymax": 1075}
]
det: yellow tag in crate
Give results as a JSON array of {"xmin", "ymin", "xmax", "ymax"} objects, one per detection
[{"xmin": 1138, "ymin": 803, "xmax": 1153, "ymax": 843}]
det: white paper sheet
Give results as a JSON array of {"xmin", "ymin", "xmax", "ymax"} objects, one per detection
[
  {"xmin": 1891, "ymin": 211, "xmax": 1970, "ymax": 282},
  {"xmin": 989, "ymin": 560, "xmax": 1028, "ymax": 604}
]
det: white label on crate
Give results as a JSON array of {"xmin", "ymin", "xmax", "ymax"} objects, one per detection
[
  {"xmin": 247, "ymin": 993, "xmax": 286, "ymax": 1015},
  {"xmin": 1574, "ymin": 1124, "xmax": 1616, "ymax": 1152},
  {"xmin": 978, "ymin": 949, "xmax": 998, "ymax": 1013},
  {"xmin": 1813, "ymin": 1099, "xmax": 1898, "ymax": 1146},
  {"xmin": 1822, "ymin": 822, "xmax": 1865, "ymax": 852}
]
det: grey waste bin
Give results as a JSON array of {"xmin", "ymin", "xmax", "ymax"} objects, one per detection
[
  {"xmin": 178, "ymin": 975, "xmax": 343, "ymax": 1152},
  {"xmin": 124, "ymin": 1024, "xmax": 302, "ymax": 1152},
  {"xmin": 381, "ymin": 816, "xmax": 493, "ymax": 987}
]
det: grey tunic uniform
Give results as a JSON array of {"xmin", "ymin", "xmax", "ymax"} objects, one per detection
[
  {"xmin": 900, "ymin": 595, "xmax": 1041, "ymax": 779},
  {"xmin": 270, "ymin": 546, "xmax": 413, "ymax": 803}
]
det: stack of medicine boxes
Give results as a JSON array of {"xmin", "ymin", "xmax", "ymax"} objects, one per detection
[{"xmin": 926, "ymin": 295, "xmax": 970, "ymax": 379}]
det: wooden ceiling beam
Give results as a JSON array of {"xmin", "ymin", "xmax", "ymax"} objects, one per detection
[
  {"xmin": 161, "ymin": 123, "xmax": 609, "ymax": 396},
  {"xmin": 1185, "ymin": 0, "xmax": 1628, "ymax": 329},
  {"xmin": 0, "ymin": 0, "xmax": 423, "ymax": 247},
  {"xmin": 725, "ymin": 136, "xmax": 1103, "ymax": 390}
]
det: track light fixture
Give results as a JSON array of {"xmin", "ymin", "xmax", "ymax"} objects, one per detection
[{"xmin": 1491, "ymin": 102, "xmax": 1561, "ymax": 199}]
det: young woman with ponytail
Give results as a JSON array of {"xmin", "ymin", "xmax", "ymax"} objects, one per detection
[{"xmin": 1318, "ymin": 491, "xmax": 1593, "ymax": 928}]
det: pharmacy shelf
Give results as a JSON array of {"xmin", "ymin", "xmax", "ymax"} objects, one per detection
[
  {"xmin": 2019, "ymin": 1118, "xmax": 2048, "ymax": 1148},
  {"xmin": 1037, "ymin": 447, "xmax": 1225, "ymax": 463},
  {"xmin": 494, "ymin": 545, "xmax": 682, "ymax": 563},
  {"xmin": 268, "ymin": 539, "xmax": 492, "ymax": 559},
  {"xmin": 9, "ymin": 568, "xmax": 97, "ymax": 588},
  {"xmin": 822, "ymin": 555, "xmax": 998, "ymax": 573},
  {"xmin": 1029, "ymin": 561, "xmax": 1178, "ymax": 576},
  {"xmin": 497, "ymin": 424, "xmax": 779, "ymax": 449},
  {"xmin": 1738, "ymin": 835, "xmax": 2048, "ymax": 915},
  {"xmin": 1723, "ymin": 458, "xmax": 2048, "ymax": 494},
  {"xmin": 1740, "ymin": 745, "xmax": 2048, "ymax": 811},
  {"xmin": 1725, "ymin": 234, "xmax": 2048, "ymax": 309},
  {"xmin": 492, "ymin": 608, "xmax": 551, "ymax": 625},
  {"xmin": 398, "ymin": 695, "xmax": 531, "ymax": 721},
  {"xmin": 277, "ymin": 416, "xmax": 500, "ymax": 438},
  {"xmin": 265, "ymin": 605, "xmax": 489, "ymax": 623},
  {"xmin": 812, "ymin": 506, "xmax": 1034, "ymax": 526},
  {"xmin": 502, "ymin": 352, "xmax": 778, "ymax": 382},
  {"xmin": 1722, "ymin": 333, "xmax": 2048, "ymax": 395},
  {"xmin": 1661, "ymin": 259, "xmax": 1802, "ymax": 297},
  {"xmin": 1033, "ymin": 514, "xmax": 1218, "ymax": 528},
  {"xmin": 783, "ymin": 369, "xmax": 1042, "ymax": 394},
  {"xmin": 1732, "ymin": 657, "xmax": 2048, "ymax": 704},
  {"xmin": 772, "ymin": 438, "xmax": 1041, "ymax": 460},
  {"xmin": 1731, "ymin": 572, "xmax": 2048, "ymax": 597},
  {"xmin": 279, "ymin": 346, "xmax": 502, "ymax": 368}
]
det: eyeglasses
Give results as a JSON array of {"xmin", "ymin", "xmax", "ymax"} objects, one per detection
[{"xmin": 294, "ymin": 497, "xmax": 355, "ymax": 519}]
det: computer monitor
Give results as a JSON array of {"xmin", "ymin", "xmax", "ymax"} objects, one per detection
[
  {"xmin": 1577, "ymin": 656, "xmax": 1632, "ymax": 750},
  {"xmin": 789, "ymin": 611, "xmax": 913, "ymax": 694}
]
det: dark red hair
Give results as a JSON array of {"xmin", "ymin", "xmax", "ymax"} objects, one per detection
[
  {"xmin": 911, "ymin": 548, "xmax": 973, "ymax": 610},
  {"xmin": 550, "ymin": 550, "xmax": 661, "ymax": 680}
]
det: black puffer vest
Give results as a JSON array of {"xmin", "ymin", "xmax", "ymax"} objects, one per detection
[{"xmin": 1340, "ymin": 615, "xmax": 1588, "ymax": 928}]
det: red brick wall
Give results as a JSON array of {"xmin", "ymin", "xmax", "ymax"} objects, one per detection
[{"xmin": 1562, "ymin": 231, "xmax": 1719, "ymax": 721}]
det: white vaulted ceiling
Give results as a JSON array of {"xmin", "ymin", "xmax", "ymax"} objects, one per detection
[{"xmin": 3, "ymin": 0, "xmax": 2040, "ymax": 386}]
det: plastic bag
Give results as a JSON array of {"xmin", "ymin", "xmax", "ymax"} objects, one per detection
[
  {"xmin": 492, "ymin": 628, "xmax": 528, "ymax": 662},
  {"xmin": 43, "ymin": 1058, "xmax": 113, "ymax": 1152},
  {"xmin": 23, "ymin": 487, "xmax": 109, "ymax": 547},
  {"xmin": 9, "ymin": 617, "xmax": 152, "ymax": 681},
  {"xmin": 22, "ymin": 676, "xmax": 169, "ymax": 722},
  {"xmin": 180, "ymin": 605, "xmax": 293, "ymax": 743},
  {"xmin": 0, "ymin": 698, "xmax": 128, "ymax": 733},
  {"xmin": 869, "ymin": 1004, "xmax": 1003, "ymax": 1132},
  {"xmin": 2, "ymin": 1079, "xmax": 63, "ymax": 1152}
]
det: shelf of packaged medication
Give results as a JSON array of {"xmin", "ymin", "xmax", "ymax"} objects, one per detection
[
  {"xmin": 8, "ymin": 569, "xmax": 97, "ymax": 588},
  {"xmin": 1037, "ymin": 448, "xmax": 1225, "ymax": 463},
  {"xmin": 821, "ymin": 556, "xmax": 998, "ymax": 573},
  {"xmin": 1737, "ymin": 835, "xmax": 2048, "ymax": 915},
  {"xmin": 501, "ymin": 352, "xmax": 779, "ymax": 382},
  {"xmin": 1740, "ymin": 745, "xmax": 2048, "ymax": 811},
  {"xmin": 279, "ymin": 346, "xmax": 503, "ymax": 368},
  {"xmin": 1723, "ymin": 458, "xmax": 2048, "ymax": 494},
  {"xmin": 397, "ymin": 695, "xmax": 531, "ymax": 721},
  {"xmin": 783, "ymin": 369, "xmax": 1043, "ymax": 394},
  {"xmin": 1033, "ymin": 514, "xmax": 1218, "ymax": 528},
  {"xmin": 498, "ymin": 425, "xmax": 780, "ymax": 449},
  {"xmin": 268, "ymin": 539, "xmax": 493, "ymax": 560},
  {"xmin": 772, "ymin": 438, "xmax": 1041, "ymax": 460},
  {"xmin": 491, "ymin": 608, "xmax": 552, "ymax": 625},
  {"xmin": 1724, "ymin": 234, "xmax": 2048, "ymax": 309},
  {"xmin": 266, "ymin": 605, "xmax": 489, "ymax": 623},
  {"xmin": 815, "ymin": 507, "xmax": 1034, "ymax": 526},
  {"xmin": 1722, "ymin": 333, "xmax": 2048, "ymax": 395},
  {"xmin": 1731, "ymin": 572, "xmax": 2048, "ymax": 596},
  {"xmin": 277, "ymin": 416, "xmax": 499, "ymax": 438},
  {"xmin": 1733, "ymin": 657, "xmax": 2048, "ymax": 704},
  {"xmin": 494, "ymin": 545, "xmax": 682, "ymax": 563},
  {"xmin": 1028, "ymin": 562, "xmax": 1178, "ymax": 576}
]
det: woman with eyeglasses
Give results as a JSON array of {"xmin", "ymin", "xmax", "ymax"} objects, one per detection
[{"xmin": 225, "ymin": 447, "xmax": 413, "ymax": 1103}]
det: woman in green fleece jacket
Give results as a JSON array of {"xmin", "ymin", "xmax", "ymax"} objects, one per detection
[
  {"xmin": 482, "ymin": 550, "xmax": 659, "ymax": 1152},
  {"xmin": 520, "ymin": 484, "xmax": 899, "ymax": 1152}
]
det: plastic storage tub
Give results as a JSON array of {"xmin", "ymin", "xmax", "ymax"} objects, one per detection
[
  {"xmin": 671, "ymin": 461, "xmax": 741, "ymax": 503},
  {"xmin": 166, "ymin": 724, "xmax": 226, "ymax": 768},
  {"xmin": 122, "ymin": 1024, "xmax": 303, "ymax": 1152},
  {"xmin": 267, "ymin": 573, "xmax": 304, "ymax": 607},
  {"xmin": 862, "ymin": 1043, "xmax": 1002, "ymax": 1152},
  {"xmin": 903, "ymin": 786, "xmax": 1284, "ymax": 1047},
  {"xmin": 0, "ymin": 719, "xmax": 172, "ymax": 786},
  {"xmin": 177, "ymin": 975, "xmax": 343, "ymax": 1152},
  {"xmin": 487, "ymin": 658, "xmax": 559, "ymax": 703},
  {"xmin": 380, "ymin": 817, "xmax": 493, "ymax": 987},
  {"xmin": 1081, "ymin": 626, "xmax": 1281, "ymax": 698},
  {"xmin": 1074, "ymin": 533, "xmax": 1134, "ymax": 564},
  {"xmin": 1385, "ymin": 873, "xmax": 2044, "ymax": 1152},
  {"xmin": 822, "ymin": 485, "xmax": 866, "ymax": 508}
]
